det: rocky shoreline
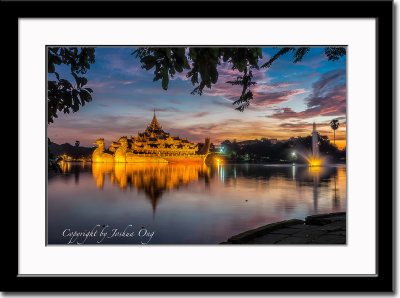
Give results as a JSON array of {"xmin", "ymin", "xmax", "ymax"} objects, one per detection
[{"xmin": 222, "ymin": 212, "xmax": 346, "ymax": 244}]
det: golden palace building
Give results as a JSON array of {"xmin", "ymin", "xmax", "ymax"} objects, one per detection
[{"xmin": 92, "ymin": 111, "xmax": 210, "ymax": 164}]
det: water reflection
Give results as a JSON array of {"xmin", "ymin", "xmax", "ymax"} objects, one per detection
[
  {"xmin": 48, "ymin": 163, "xmax": 346, "ymax": 244},
  {"xmin": 212, "ymin": 164, "xmax": 343, "ymax": 213},
  {"xmin": 309, "ymin": 167, "xmax": 321, "ymax": 211},
  {"xmin": 52, "ymin": 161, "xmax": 92, "ymax": 185},
  {"xmin": 92, "ymin": 163, "xmax": 210, "ymax": 213}
]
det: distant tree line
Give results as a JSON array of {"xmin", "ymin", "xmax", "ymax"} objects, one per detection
[
  {"xmin": 220, "ymin": 136, "xmax": 345, "ymax": 163},
  {"xmin": 49, "ymin": 140, "xmax": 94, "ymax": 160}
]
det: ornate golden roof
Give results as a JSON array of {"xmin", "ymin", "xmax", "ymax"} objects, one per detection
[{"xmin": 146, "ymin": 110, "xmax": 163, "ymax": 132}]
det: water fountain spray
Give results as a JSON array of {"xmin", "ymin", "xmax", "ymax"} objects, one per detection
[{"xmin": 309, "ymin": 122, "xmax": 322, "ymax": 166}]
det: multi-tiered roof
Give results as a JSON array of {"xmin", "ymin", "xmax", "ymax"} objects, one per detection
[
  {"xmin": 140, "ymin": 111, "xmax": 169, "ymax": 139},
  {"xmin": 128, "ymin": 111, "xmax": 198, "ymax": 154},
  {"xmin": 94, "ymin": 111, "xmax": 210, "ymax": 163}
]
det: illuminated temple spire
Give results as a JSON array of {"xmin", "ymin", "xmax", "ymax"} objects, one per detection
[
  {"xmin": 93, "ymin": 110, "xmax": 210, "ymax": 164},
  {"xmin": 147, "ymin": 109, "xmax": 163, "ymax": 131}
]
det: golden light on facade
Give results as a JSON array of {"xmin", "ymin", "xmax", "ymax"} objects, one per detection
[{"xmin": 92, "ymin": 112, "xmax": 210, "ymax": 164}]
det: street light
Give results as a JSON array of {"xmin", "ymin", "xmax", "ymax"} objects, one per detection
[{"xmin": 291, "ymin": 151, "xmax": 297, "ymax": 166}]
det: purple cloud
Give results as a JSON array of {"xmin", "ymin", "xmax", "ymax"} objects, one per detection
[{"xmin": 271, "ymin": 68, "xmax": 346, "ymax": 119}]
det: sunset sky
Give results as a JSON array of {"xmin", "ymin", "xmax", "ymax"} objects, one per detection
[{"xmin": 48, "ymin": 47, "xmax": 346, "ymax": 149}]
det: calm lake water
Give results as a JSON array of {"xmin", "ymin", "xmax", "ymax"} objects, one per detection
[{"xmin": 48, "ymin": 162, "xmax": 346, "ymax": 244}]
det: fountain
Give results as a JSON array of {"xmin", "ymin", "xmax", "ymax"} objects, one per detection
[
  {"xmin": 296, "ymin": 122, "xmax": 323, "ymax": 166},
  {"xmin": 308, "ymin": 122, "xmax": 322, "ymax": 166}
]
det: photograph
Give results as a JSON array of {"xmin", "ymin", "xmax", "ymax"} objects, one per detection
[
  {"xmin": 7, "ymin": 0, "xmax": 393, "ymax": 291},
  {"xmin": 47, "ymin": 46, "xmax": 347, "ymax": 245}
]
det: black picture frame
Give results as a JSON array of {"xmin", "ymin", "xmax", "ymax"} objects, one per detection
[{"xmin": 5, "ymin": 0, "xmax": 393, "ymax": 292}]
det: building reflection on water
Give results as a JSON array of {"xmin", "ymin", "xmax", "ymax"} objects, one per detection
[
  {"xmin": 91, "ymin": 163, "xmax": 210, "ymax": 213},
  {"xmin": 58, "ymin": 161, "xmax": 91, "ymax": 185},
  {"xmin": 53, "ymin": 162, "xmax": 344, "ymax": 219},
  {"xmin": 90, "ymin": 162, "xmax": 343, "ymax": 215},
  {"xmin": 49, "ymin": 162, "xmax": 346, "ymax": 244},
  {"xmin": 59, "ymin": 161, "xmax": 71, "ymax": 173}
]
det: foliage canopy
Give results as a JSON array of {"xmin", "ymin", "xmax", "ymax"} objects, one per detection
[
  {"xmin": 48, "ymin": 47, "xmax": 95, "ymax": 124},
  {"xmin": 47, "ymin": 46, "xmax": 345, "ymax": 123},
  {"xmin": 133, "ymin": 47, "xmax": 346, "ymax": 112}
]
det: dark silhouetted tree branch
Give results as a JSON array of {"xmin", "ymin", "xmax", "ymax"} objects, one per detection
[
  {"xmin": 133, "ymin": 47, "xmax": 346, "ymax": 112},
  {"xmin": 48, "ymin": 47, "xmax": 95, "ymax": 124}
]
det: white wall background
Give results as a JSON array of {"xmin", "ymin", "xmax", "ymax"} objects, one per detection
[{"xmin": 8, "ymin": 0, "xmax": 399, "ymax": 296}]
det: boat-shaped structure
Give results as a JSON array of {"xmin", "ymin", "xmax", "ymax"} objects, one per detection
[{"xmin": 92, "ymin": 112, "xmax": 210, "ymax": 163}]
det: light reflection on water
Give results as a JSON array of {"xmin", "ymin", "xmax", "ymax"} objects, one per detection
[{"xmin": 48, "ymin": 162, "xmax": 346, "ymax": 244}]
